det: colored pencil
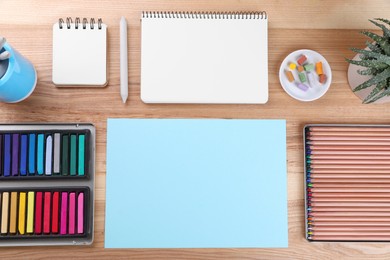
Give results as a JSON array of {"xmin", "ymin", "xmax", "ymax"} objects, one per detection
[
  {"xmin": 309, "ymin": 202, "xmax": 390, "ymax": 207},
  {"xmin": 308, "ymin": 207, "xmax": 390, "ymax": 212},
  {"xmin": 308, "ymin": 183, "xmax": 390, "ymax": 188},
  {"xmin": 309, "ymin": 178, "xmax": 390, "ymax": 183},
  {"xmin": 308, "ymin": 154, "xmax": 390, "ymax": 159},
  {"xmin": 308, "ymin": 169, "xmax": 390, "ymax": 174},
  {"xmin": 308, "ymin": 140, "xmax": 390, "ymax": 145},
  {"xmin": 308, "ymin": 187, "xmax": 390, "ymax": 192},
  {"xmin": 309, "ymin": 221, "xmax": 390, "ymax": 226},
  {"xmin": 307, "ymin": 136, "xmax": 390, "ymax": 141},
  {"xmin": 308, "ymin": 145, "xmax": 390, "ymax": 150},
  {"xmin": 310, "ymin": 197, "xmax": 390, "ymax": 202},
  {"xmin": 308, "ymin": 235, "xmax": 390, "ymax": 241},
  {"xmin": 308, "ymin": 150, "xmax": 390, "ymax": 155},
  {"xmin": 308, "ymin": 159, "xmax": 390, "ymax": 164},
  {"xmin": 309, "ymin": 127, "xmax": 390, "ymax": 132},
  {"xmin": 309, "ymin": 226, "xmax": 390, "ymax": 231},
  {"xmin": 308, "ymin": 165, "xmax": 390, "ymax": 169},
  {"xmin": 308, "ymin": 216, "xmax": 390, "ymax": 221},
  {"xmin": 309, "ymin": 211, "xmax": 390, "ymax": 216},
  {"xmin": 308, "ymin": 131, "xmax": 390, "ymax": 136},
  {"xmin": 310, "ymin": 192, "xmax": 390, "ymax": 197}
]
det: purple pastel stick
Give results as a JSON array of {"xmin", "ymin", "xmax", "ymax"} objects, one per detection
[
  {"xmin": 296, "ymin": 82, "xmax": 309, "ymax": 92},
  {"xmin": 12, "ymin": 134, "xmax": 19, "ymax": 176}
]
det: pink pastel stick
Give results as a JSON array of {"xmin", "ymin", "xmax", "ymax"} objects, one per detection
[
  {"xmin": 77, "ymin": 192, "xmax": 84, "ymax": 234},
  {"xmin": 60, "ymin": 192, "xmax": 68, "ymax": 235},
  {"xmin": 69, "ymin": 192, "xmax": 76, "ymax": 234}
]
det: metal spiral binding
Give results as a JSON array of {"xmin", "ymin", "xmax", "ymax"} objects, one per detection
[
  {"xmin": 58, "ymin": 17, "xmax": 104, "ymax": 29},
  {"xmin": 141, "ymin": 11, "xmax": 267, "ymax": 19}
]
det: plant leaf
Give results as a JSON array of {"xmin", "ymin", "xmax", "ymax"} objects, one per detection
[
  {"xmin": 357, "ymin": 68, "xmax": 378, "ymax": 75},
  {"xmin": 361, "ymin": 31, "xmax": 390, "ymax": 55},
  {"xmin": 363, "ymin": 80, "xmax": 387, "ymax": 103},
  {"xmin": 353, "ymin": 67, "xmax": 390, "ymax": 92},
  {"xmin": 375, "ymin": 18, "xmax": 390, "ymax": 28},
  {"xmin": 366, "ymin": 41, "xmax": 383, "ymax": 53},
  {"xmin": 346, "ymin": 58, "xmax": 389, "ymax": 69},
  {"xmin": 351, "ymin": 48, "xmax": 390, "ymax": 66},
  {"xmin": 369, "ymin": 19, "xmax": 390, "ymax": 38},
  {"xmin": 365, "ymin": 85, "xmax": 390, "ymax": 104}
]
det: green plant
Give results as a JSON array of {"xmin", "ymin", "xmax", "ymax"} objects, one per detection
[{"xmin": 346, "ymin": 18, "xmax": 390, "ymax": 104}]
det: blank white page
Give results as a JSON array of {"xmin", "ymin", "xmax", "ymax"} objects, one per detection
[
  {"xmin": 52, "ymin": 21, "xmax": 107, "ymax": 86},
  {"xmin": 141, "ymin": 12, "xmax": 268, "ymax": 104}
]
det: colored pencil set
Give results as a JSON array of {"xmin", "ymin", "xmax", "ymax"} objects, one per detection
[
  {"xmin": 305, "ymin": 125, "xmax": 390, "ymax": 241},
  {"xmin": 0, "ymin": 189, "xmax": 87, "ymax": 237},
  {"xmin": 0, "ymin": 131, "xmax": 89, "ymax": 178},
  {"xmin": 0, "ymin": 124, "xmax": 95, "ymax": 246}
]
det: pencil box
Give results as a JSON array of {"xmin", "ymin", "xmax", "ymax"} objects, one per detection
[
  {"xmin": 304, "ymin": 124, "xmax": 390, "ymax": 242},
  {"xmin": 0, "ymin": 124, "xmax": 95, "ymax": 246}
]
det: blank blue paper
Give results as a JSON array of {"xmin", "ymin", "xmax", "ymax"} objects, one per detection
[{"xmin": 105, "ymin": 119, "xmax": 287, "ymax": 248}]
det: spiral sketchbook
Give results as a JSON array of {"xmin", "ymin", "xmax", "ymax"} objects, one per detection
[
  {"xmin": 141, "ymin": 11, "xmax": 268, "ymax": 104},
  {"xmin": 52, "ymin": 17, "xmax": 107, "ymax": 87}
]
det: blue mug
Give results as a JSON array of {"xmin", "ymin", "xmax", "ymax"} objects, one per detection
[{"xmin": 0, "ymin": 42, "xmax": 37, "ymax": 103}]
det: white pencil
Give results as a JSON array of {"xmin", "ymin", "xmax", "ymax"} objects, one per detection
[{"xmin": 120, "ymin": 17, "xmax": 128, "ymax": 103}]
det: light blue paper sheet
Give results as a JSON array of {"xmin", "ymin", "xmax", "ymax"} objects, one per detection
[{"xmin": 105, "ymin": 119, "xmax": 287, "ymax": 248}]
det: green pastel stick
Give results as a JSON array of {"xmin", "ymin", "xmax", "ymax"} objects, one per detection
[
  {"xmin": 304, "ymin": 63, "xmax": 315, "ymax": 71},
  {"xmin": 78, "ymin": 135, "xmax": 85, "ymax": 176},
  {"xmin": 70, "ymin": 135, "xmax": 77, "ymax": 176},
  {"xmin": 298, "ymin": 72, "xmax": 307, "ymax": 83},
  {"xmin": 62, "ymin": 135, "xmax": 69, "ymax": 176}
]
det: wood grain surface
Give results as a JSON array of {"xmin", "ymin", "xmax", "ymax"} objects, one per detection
[{"xmin": 2, "ymin": 0, "xmax": 390, "ymax": 259}]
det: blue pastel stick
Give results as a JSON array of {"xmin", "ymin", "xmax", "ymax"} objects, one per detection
[
  {"xmin": 12, "ymin": 134, "xmax": 19, "ymax": 176},
  {"xmin": 37, "ymin": 134, "xmax": 44, "ymax": 175},
  {"xmin": 4, "ymin": 134, "xmax": 11, "ymax": 176},
  {"xmin": 20, "ymin": 134, "xmax": 28, "ymax": 176},
  {"xmin": 28, "ymin": 133, "xmax": 36, "ymax": 175}
]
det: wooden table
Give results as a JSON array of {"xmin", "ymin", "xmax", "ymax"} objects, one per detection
[{"xmin": 1, "ymin": 0, "xmax": 390, "ymax": 258}]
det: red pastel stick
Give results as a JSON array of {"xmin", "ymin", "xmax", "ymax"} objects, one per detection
[
  {"xmin": 60, "ymin": 192, "xmax": 68, "ymax": 235},
  {"xmin": 68, "ymin": 192, "xmax": 76, "ymax": 234},
  {"xmin": 43, "ymin": 192, "xmax": 51, "ymax": 234},
  {"xmin": 77, "ymin": 192, "xmax": 84, "ymax": 234},
  {"xmin": 35, "ymin": 192, "xmax": 43, "ymax": 234},
  {"xmin": 52, "ymin": 192, "xmax": 60, "ymax": 233}
]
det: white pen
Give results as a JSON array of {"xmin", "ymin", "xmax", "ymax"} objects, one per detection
[{"xmin": 120, "ymin": 16, "xmax": 128, "ymax": 103}]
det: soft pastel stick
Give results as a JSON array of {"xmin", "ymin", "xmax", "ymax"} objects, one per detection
[
  {"xmin": 9, "ymin": 192, "xmax": 17, "ymax": 234},
  {"xmin": 60, "ymin": 192, "xmax": 68, "ymax": 234},
  {"xmin": 35, "ymin": 192, "xmax": 43, "ymax": 234},
  {"xmin": 62, "ymin": 135, "xmax": 69, "ymax": 175},
  {"xmin": 316, "ymin": 61, "xmax": 323, "ymax": 75},
  {"xmin": 28, "ymin": 133, "xmax": 36, "ymax": 175},
  {"xmin": 18, "ymin": 192, "xmax": 26, "ymax": 235},
  {"xmin": 37, "ymin": 134, "xmax": 44, "ymax": 175},
  {"xmin": 69, "ymin": 192, "xmax": 76, "ymax": 234},
  {"xmin": 77, "ymin": 192, "xmax": 84, "ymax": 234},
  {"xmin": 297, "ymin": 54, "xmax": 307, "ymax": 65},
  {"xmin": 298, "ymin": 72, "xmax": 307, "ymax": 83},
  {"xmin": 285, "ymin": 70, "xmax": 294, "ymax": 82},
  {"xmin": 319, "ymin": 74, "xmax": 327, "ymax": 84},
  {"xmin": 297, "ymin": 65, "xmax": 304, "ymax": 72},
  {"xmin": 4, "ymin": 134, "xmax": 11, "ymax": 177},
  {"xmin": 296, "ymin": 82, "xmax": 309, "ymax": 91},
  {"xmin": 78, "ymin": 135, "xmax": 85, "ymax": 176},
  {"xmin": 20, "ymin": 134, "xmax": 28, "ymax": 176},
  {"xmin": 26, "ymin": 191, "xmax": 35, "ymax": 233},
  {"xmin": 11, "ymin": 134, "xmax": 19, "ymax": 176},
  {"xmin": 43, "ymin": 192, "xmax": 51, "ymax": 234},
  {"xmin": 52, "ymin": 192, "xmax": 59, "ymax": 233},
  {"xmin": 304, "ymin": 63, "xmax": 315, "ymax": 71},
  {"xmin": 53, "ymin": 133, "xmax": 61, "ymax": 174},
  {"xmin": 70, "ymin": 135, "xmax": 77, "ymax": 176},
  {"xmin": 45, "ymin": 135, "xmax": 53, "ymax": 175},
  {"xmin": 289, "ymin": 63, "xmax": 296, "ymax": 70},
  {"xmin": 1, "ymin": 192, "xmax": 8, "ymax": 234}
]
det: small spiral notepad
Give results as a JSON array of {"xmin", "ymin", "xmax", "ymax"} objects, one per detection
[
  {"xmin": 52, "ymin": 17, "xmax": 107, "ymax": 87},
  {"xmin": 141, "ymin": 11, "xmax": 268, "ymax": 104}
]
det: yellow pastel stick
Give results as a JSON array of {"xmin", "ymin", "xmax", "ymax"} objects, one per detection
[
  {"xmin": 1, "ymin": 192, "xmax": 9, "ymax": 234},
  {"xmin": 27, "ymin": 191, "xmax": 35, "ymax": 233},
  {"xmin": 9, "ymin": 192, "xmax": 17, "ymax": 234},
  {"xmin": 18, "ymin": 192, "xmax": 26, "ymax": 235}
]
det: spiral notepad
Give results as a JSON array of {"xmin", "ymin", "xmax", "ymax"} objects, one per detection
[
  {"xmin": 52, "ymin": 17, "xmax": 107, "ymax": 87},
  {"xmin": 141, "ymin": 11, "xmax": 268, "ymax": 104}
]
